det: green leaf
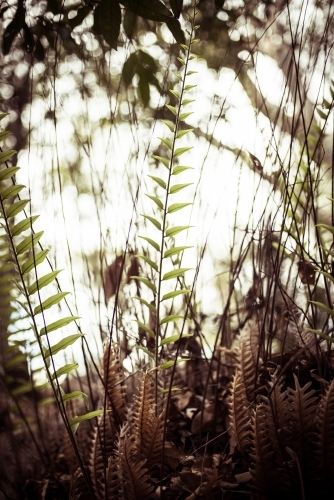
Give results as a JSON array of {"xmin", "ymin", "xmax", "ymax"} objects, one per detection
[
  {"xmin": 136, "ymin": 254, "xmax": 159, "ymax": 272},
  {"xmin": 145, "ymin": 194, "xmax": 163, "ymax": 209},
  {"xmin": 172, "ymin": 166, "xmax": 193, "ymax": 175},
  {"xmin": 21, "ymin": 249, "xmax": 49, "ymax": 274},
  {"xmin": 142, "ymin": 214, "xmax": 162, "ymax": 230},
  {"xmin": 165, "ymin": 225, "xmax": 192, "ymax": 237},
  {"xmin": 182, "ymin": 99, "xmax": 195, "ymax": 106},
  {"xmin": 316, "ymin": 108, "xmax": 328, "ymax": 120},
  {"xmin": 177, "ymin": 57, "xmax": 186, "ymax": 65},
  {"xmin": 136, "ymin": 320, "xmax": 155, "ymax": 338},
  {"xmin": 175, "ymin": 73, "xmax": 182, "ymax": 81},
  {"xmin": 159, "ymin": 358, "xmax": 190, "ymax": 370},
  {"xmin": 16, "ymin": 231, "xmax": 44, "ymax": 255},
  {"xmin": 0, "ymin": 150, "xmax": 16, "ymax": 163},
  {"xmin": 184, "ymin": 85, "xmax": 197, "ymax": 90},
  {"xmin": 40, "ymin": 316, "xmax": 80, "ymax": 336},
  {"xmin": 94, "ymin": 0, "xmax": 121, "ymax": 50},
  {"xmin": 159, "ymin": 137, "xmax": 173, "ymax": 149},
  {"xmin": 148, "ymin": 176, "xmax": 166, "ymax": 189},
  {"xmin": 162, "ymin": 268, "xmax": 192, "ymax": 280},
  {"xmin": 180, "ymin": 44, "xmax": 188, "ymax": 50},
  {"xmin": 134, "ymin": 296, "xmax": 156, "ymax": 313},
  {"xmin": 131, "ymin": 276, "xmax": 157, "ymax": 293},
  {"xmin": 170, "ymin": 183, "xmax": 193, "ymax": 194},
  {"xmin": 166, "ymin": 17, "xmax": 185, "ymax": 44},
  {"xmin": 186, "ymin": 71, "xmax": 197, "ymax": 76},
  {"xmin": 309, "ymin": 301, "xmax": 334, "ymax": 317},
  {"xmin": 62, "ymin": 390, "xmax": 89, "ymax": 409},
  {"xmin": 160, "ymin": 333, "xmax": 192, "ymax": 345},
  {"xmin": 318, "ymin": 270, "xmax": 334, "ymax": 286},
  {"xmin": 0, "ymin": 130, "xmax": 11, "ymax": 142},
  {"xmin": 160, "ymin": 315, "xmax": 184, "ymax": 325},
  {"xmin": 161, "ymin": 289, "xmax": 191, "ymax": 301},
  {"xmin": 317, "ymin": 223, "xmax": 334, "ymax": 235},
  {"xmin": 11, "ymin": 382, "xmax": 33, "ymax": 396},
  {"xmin": 176, "ymin": 129, "xmax": 193, "ymax": 139},
  {"xmin": 139, "ymin": 236, "xmax": 160, "ymax": 252},
  {"xmin": 11, "ymin": 216, "xmax": 39, "ymax": 236},
  {"xmin": 179, "ymin": 112, "xmax": 193, "ymax": 121},
  {"xmin": 323, "ymin": 99, "xmax": 332, "ymax": 110},
  {"xmin": 52, "ymin": 363, "xmax": 79, "ymax": 380},
  {"xmin": 161, "ymin": 120, "xmax": 175, "ymax": 132},
  {"xmin": 0, "ymin": 166, "xmax": 20, "ymax": 181},
  {"xmin": 34, "ymin": 292, "xmax": 70, "ymax": 314},
  {"xmin": 69, "ymin": 410, "xmax": 105, "ymax": 428},
  {"xmin": 136, "ymin": 345, "xmax": 154, "ymax": 359},
  {"xmin": 164, "ymin": 246, "xmax": 192, "ymax": 258},
  {"xmin": 5, "ymin": 200, "xmax": 29, "ymax": 218},
  {"xmin": 152, "ymin": 155, "xmax": 170, "ymax": 168},
  {"xmin": 44, "ymin": 333, "xmax": 84, "ymax": 358},
  {"xmin": 123, "ymin": 0, "xmax": 172, "ymax": 22},
  {"xmin": 307, "ymin": 328, "xmax": 334, "ymax": 343},
  {"xmin": 169, "ymin": 89, "xmax": 180, "ymax": 98},
  {"xmin": 4, "ymin": 353, "xmax": 27, "ymax": 369},
  {"xmin": 1, "ymin": 184, "xmax": 24, "ymax": 200},
  {"xmin": 167, "ymin": 202, "xmax": 192, "ymax": 213},
  {"xmin": 191, "ymin": 38, "xmax": 199, "ymax": 44},
  {"xmin": 28, "ymin": 270, "xmax": 62, "ymax": 295},
  {"xmin": 166, "ymin": 104, "xmax": 177, "ymax": 115},
  {"xmin": 174, "ymin": 146, "xmax": 193, "ymax": 157}
]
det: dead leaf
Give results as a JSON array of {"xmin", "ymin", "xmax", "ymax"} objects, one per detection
[
  {"xmin": 104, "ymin": 255, "xmax": 124, "ymax": 301},
  {"xmin": 298, "ymin": 260, "xmax": 316, "ymax": 285},
  {"xmin": 248, "ymin": 151, "xmax": 262, "ymax": 171}
]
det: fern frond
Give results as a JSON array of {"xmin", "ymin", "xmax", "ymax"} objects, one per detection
[
  {"xmin": 117, "ymin": 434, "xmax": 155, "ymax": 500},
  {"xmin": 89, "ymin": 413, "xmax": 117, "ymax": 497},
  {"xmin": 236, "ymin": 326, "xmax": 259, "ymax": 403},
  {"xmin": 132, "ymin": 371, "xmax": 164, "ymax": 470},
  {"xmin": 103, "ymin": 342, "xmax": 126, "ymax": 425},
  {"xmin": 316, "ymin": 379, "xmax": 334, "ymax": 493},
  {"xmin": 70, "ymin": 468, "xmax": 92, "ymax": 500},
  {"xmin": 228, "ymin": 371, "xmax": 251, "ymax": 456},
  {"xmin": 104, "ymin": 455, "xmax": 122, "ymax": 500},
  {"xmin": 250, "ymin": 404, "xmax": 289, "ymax": 499},
  {"xmin": 285, "ymin": 374, "xmax": 318, "ymax": 494}
]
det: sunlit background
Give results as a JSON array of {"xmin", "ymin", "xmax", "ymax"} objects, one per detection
[{"xmin": 1, "ymin": 0, "xmax": 333, "ymax": 375}]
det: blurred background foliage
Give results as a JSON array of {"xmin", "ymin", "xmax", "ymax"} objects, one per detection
[{"xmin": 0, "ymin": 0, "xmax": 333, "ymax": 361}]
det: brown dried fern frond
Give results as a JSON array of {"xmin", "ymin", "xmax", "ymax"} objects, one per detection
[
  {"xmin": 235, "ymin": 325, "xmax": 260, "ymax": 403},
  {"xmin": 103, "ymin": 342, "xmax": 126, "ymax": 425},
  {"xmin": 316, "ymin": 379, "xmax": 334, "ymax": 495},
  {"xmin": 70, "ymin": 468, "xmax": 92, "ymax": 500},
  {"xmin": 228, "ymin": 370, "xmax": 252, "ymax": 456},
  {"xmin": 89, "ymin": 413, "xmax": 118, "ymax": 498},
  {"xmin": 185, "ymin": 467, "xmax": 220, "ymax": 500},
  {"xmin": 104, "ymin": 455, "xmax": 122, "ymax": 500},
  {"xmin": 285, "ymin": 374, "xmax": 318, "ymax": 494},
  {"xmin": 250, "ymin": 404, "xmax": 289, "ymax": 500},
  {"xmin": 117, "ymin": 434, "xmax": 155, "ymax": 500},
  {"xmin": 132, "ymin": 371, "xmax": 164, "ymax": 471}
]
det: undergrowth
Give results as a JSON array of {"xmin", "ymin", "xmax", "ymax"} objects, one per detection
[{"xmin": 1, "ymin": 1, "xmax": 334, "ymax": 499}]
